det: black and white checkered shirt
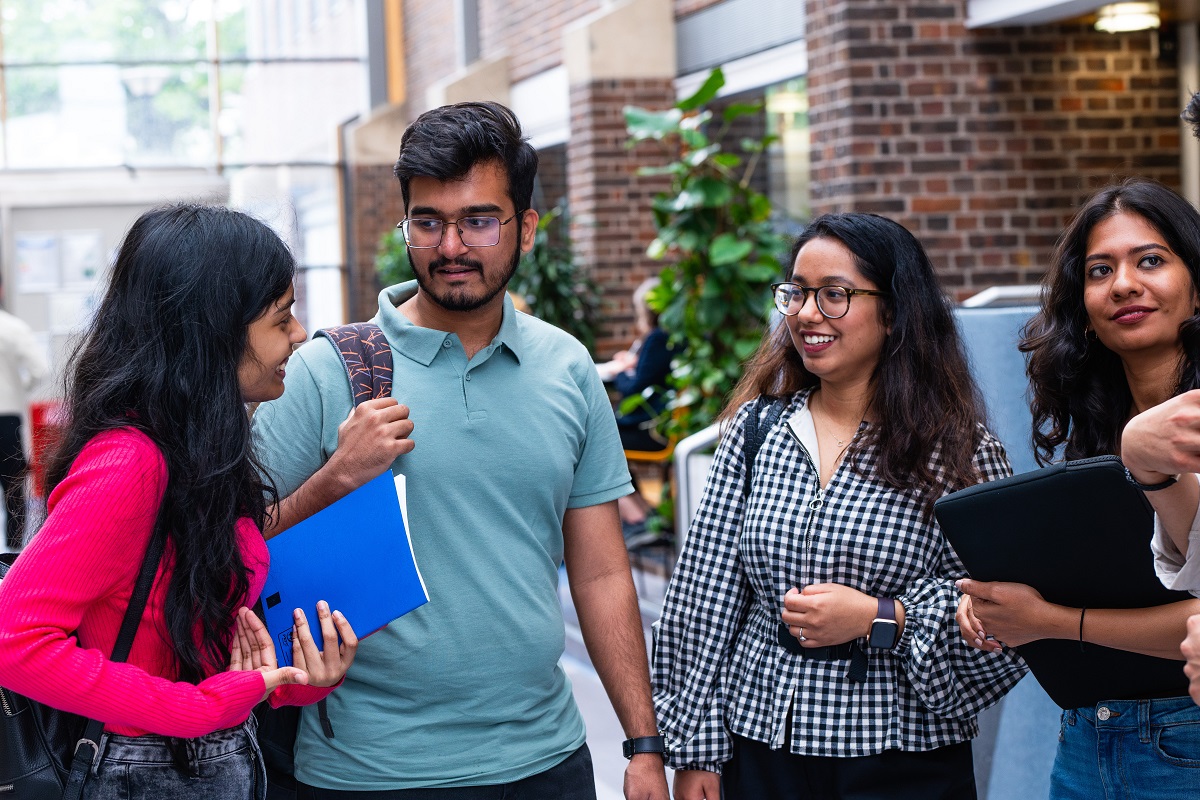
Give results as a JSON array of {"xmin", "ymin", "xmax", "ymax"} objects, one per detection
[{"xmin": 652, "ymin": 390, "xmax": 1028, "ymax": 770}]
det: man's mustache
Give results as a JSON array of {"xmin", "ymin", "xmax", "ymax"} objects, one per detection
[{"xmin": 429, "ymin": 257, "xmax": 484, "ymax": 271}]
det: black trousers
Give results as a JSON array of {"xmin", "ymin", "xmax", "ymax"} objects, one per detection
[
  {"xmin": 0, "ymin": 415, "xmax": 26, "ymax": 549},
  {"xmin": 721, "ymin": 733, "xmax": 977, "ymax": 800},
  {"xmin": 294, "ymin": 744, "xmax": 596, "ymax": 800}
]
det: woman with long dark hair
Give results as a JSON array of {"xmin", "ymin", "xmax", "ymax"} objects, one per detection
[
  {"xmin": 653, "ymin": 213, "xmax": 1025, "ymax": 799},
  {"xmin": 958, "ymin": 178, "xmax": 1200, "ymax": 797},
  {"xmin": 0, "ymin": 204, "xmax": 360, "ymax": 798}
]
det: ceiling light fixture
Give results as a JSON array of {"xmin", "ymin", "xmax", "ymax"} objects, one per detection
[{"xmin": 1094, "ymin": 2, "xmax": 1161, "ymax": 33}]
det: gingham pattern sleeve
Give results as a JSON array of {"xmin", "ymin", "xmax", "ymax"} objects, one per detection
[
  {"xmin": 892, "ymin": 429, "xmax": 1029, "ymax": 719},
  {"xmin": 652, "ymin": 400, "xmax": 757, "ymax": 772}
]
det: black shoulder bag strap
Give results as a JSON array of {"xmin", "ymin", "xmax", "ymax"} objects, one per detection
[
  {"xmin": 742, "ymin": 396, "xmax": 784, "ymax": 500},
  {"xmin": 62, "ymin": 526, "xmax": 167, "ymax": 800}
]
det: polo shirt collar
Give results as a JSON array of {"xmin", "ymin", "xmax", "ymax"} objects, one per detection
[{"xmin": 374, "ymin": 281, "xmax": 524, "ymax": 366}]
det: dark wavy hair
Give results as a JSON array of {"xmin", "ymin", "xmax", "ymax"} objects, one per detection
[
  {"xmin": 45, "ymin": 204, "xmax": 295, "ymax": 682},
  {"xmin": 392, "ymin": 100, "xmax": 538, "ymax": 213},
  {"xmin": 725, "ymin": 212, "xmax": 988, "ymax": 516},
  {"xmin": 1022, "ymin": 178, "xmax": 1200, "ymax": 464}
]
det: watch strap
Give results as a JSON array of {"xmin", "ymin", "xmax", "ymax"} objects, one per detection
[
  {"xmin": 1123, "ymin": 466, "xmax": 1179, "ymax": 492},
  {"xmin": 622, "ymin": 735, "xmax": 666, "ymax": 759},
  {"xmin": 876, "ymin": 597, "xmax": 896, "ymax": 622},
  {"xmin": 868, "ymin": 597, "xmax": 899, "ymax": 649}
]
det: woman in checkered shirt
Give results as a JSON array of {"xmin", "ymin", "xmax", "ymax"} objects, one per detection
[
  {"xmin": 653, "ymin": 213, "xmax": 1027, "ymax": 799},
  {"xmin": 958, "ymin": 178, "xmax": 1200, "ymax": 798}
]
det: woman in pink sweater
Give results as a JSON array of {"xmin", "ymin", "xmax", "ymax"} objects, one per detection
[{"xmin": 0, "ymin": 204, "xmax": 358, "ymax": 799}]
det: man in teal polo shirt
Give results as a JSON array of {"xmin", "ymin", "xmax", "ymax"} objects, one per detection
[{"xmin": 252, "ymin": 101, "xmax": 669, "ymax": 799}]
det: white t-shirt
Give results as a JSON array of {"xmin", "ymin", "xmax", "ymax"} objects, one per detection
[{"xmin": 1152, "ymin": 504, "xmax": 1200, "ymax": 596}]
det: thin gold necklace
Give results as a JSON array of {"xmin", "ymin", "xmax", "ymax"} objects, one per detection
[{"xmin": 812, "ymin": 393, "xmax": 863, "ymax": 453}]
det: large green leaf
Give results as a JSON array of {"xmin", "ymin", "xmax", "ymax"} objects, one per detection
[
  {"xmin": 670, "ymin": 187, "xmax": 709, "ymax": 211},
  {"xmin": 684, "ymin": 144, "xmax": 721, "ymax": 168},
  {"xmin": 678, "ymin": 68, "xmax": 725, "ymax": 111},
  {"xmin": 624, "ymin": 105, "xmax": 682, "ymax": 140},
  {"xmin": 722, "ymin": 101, "xmax": 763, "ymax": 122},
  {"xmin": 637, "ymin": 163, "xmax": 687, "ymax": 177},
  {"xmin": 734, "ymin": 337, "xmax": 763, "ymax": 360},
  {"xmin": 693, "ymin": 177, "xmax": 734, "ymax": 207},
  {"xmin": 709, "ymin": 234, "xmax": 753, "ymax": 266},
  {"xmin": 742, "ymin": 262, "xmax": 782, "ymax": 281}
]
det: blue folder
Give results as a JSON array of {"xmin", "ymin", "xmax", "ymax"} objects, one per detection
[{"xmin": 260, "ymin": 471, "xmax": 428, "ymax": 667}]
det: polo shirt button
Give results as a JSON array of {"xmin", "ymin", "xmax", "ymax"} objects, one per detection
[
  {"xmin": 442, "ymin": 340, "xmax": 451, "ymax": 348},
  {"xmin": 1097, "ymin": 706, "xmax": 1111, "ymax": 721},
  {"xmin": 465, "ymin": 373, "xmax": 472, "ymax": 381}
]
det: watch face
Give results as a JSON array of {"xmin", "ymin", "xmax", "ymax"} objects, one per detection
[{"xmin": 869, "ymin": 620, "xmax": 898, "ymax": 649}]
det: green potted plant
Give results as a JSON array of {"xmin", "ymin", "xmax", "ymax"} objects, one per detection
[{"xmin": 625, "ymin": 67, "xmax": 790, "ymax": 439}]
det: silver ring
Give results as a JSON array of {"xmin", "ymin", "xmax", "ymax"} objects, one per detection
[{"xmin": 797, "ymin": 627, "xmax": 806, "ymax": 642}]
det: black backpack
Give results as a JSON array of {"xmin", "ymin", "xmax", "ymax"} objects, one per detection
[{"xmin": 255, "ymin": 322, "xmax": 393, "ymax": 800}]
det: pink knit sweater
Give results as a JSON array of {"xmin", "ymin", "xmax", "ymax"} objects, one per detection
[{"xmin": 0, "ymin": 427, "xmax": 331, "ymax": 737}]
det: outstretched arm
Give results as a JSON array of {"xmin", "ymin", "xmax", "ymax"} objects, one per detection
[
  {"xmin": 957, "ymin": 578, "xmax": 1200, "ymax": 660},
  {"xmin": 563, "ymin": 501, "xmax": 668, "ymax": 800},
  {"xmin": 1123, "ymin": 395, "xmax": 1200, "ymax": 557}
]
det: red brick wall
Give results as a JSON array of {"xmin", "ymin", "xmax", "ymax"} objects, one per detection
[
  {"xmin": 403, "ymin": 0, "xmax": 460, "ymax": 113},
  {"xmin": 568, "ymin": 78, "xmax": 676, "ymax": 357},
  {"xmin": 536, "ymin": 143, "xmax": 570, "ymax": 212},
  {"xmin": 347, "ymin": 163, "xmax": 407, "ymax": 320},
  {"xmin": 806, "ymin": 0, "xmax": 1181, "ymax": 295},
  {"xmin": 477, "ymin": 0, "xmax": 603, "ymax": 83}
]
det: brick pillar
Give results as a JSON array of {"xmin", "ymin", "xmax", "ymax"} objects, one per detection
[
  {"xmin": 347, "ymin": 163, "xmax": 406, "ymax": 319},
  {"xmin": 567, "ymin": 78, "xmax": 675, "ymax": 357},
  {"xmin": 563, "ymin": 0, "xmax": 677, "ymax": 356},
  {"xmin": 806, "ymin": 0, "xmax": 1181, "ymax": 297},
  {"xmin": 345, "ymin": 105, "xmax": 412, "ymax": 320}
]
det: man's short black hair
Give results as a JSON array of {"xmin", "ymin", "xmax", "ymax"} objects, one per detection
[
  {"xmin": 1183, "ymin": 91, "xmax": 1200, "ymax": 140},
  {"xmin": 393, "ymin": 101, "xmax": 538, "ymax": 213}
]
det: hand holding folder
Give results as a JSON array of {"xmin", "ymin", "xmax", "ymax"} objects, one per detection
[
  {"xmin": 260, "ymin": 471, "xmax": 429, "ymax": 668},
  {"xmin": 934, "ymin": 455, "xmax": 1193, "ymax": 709}
]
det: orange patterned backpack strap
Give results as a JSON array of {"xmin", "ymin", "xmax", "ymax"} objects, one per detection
[{"xmin": 315, "ymin": 322, "xmax": 394, "ymax": 405}]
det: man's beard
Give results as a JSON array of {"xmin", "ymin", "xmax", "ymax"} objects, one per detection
[{"xmin": 410, "ymin": 243, "xmax": 522, "ymax": 313}]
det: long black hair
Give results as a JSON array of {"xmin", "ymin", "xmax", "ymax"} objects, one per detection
[
  {"xmin": 1023, "ymin": 177, "xmax": 1200, "ymax": 464},
  {"xmin": 45, "ymin": 203, "xmax": 296, "ymax": 682},
  {"xmin": 726, "ymin": 212, "xmax": 988, "ymax": 515}
]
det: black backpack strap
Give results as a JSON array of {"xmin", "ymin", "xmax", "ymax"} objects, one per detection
[
  {"xmin": 742, "ymin": 396, "xmax": 784, "ymax": 500},
  {"xmin": 63, "ymin": 527, "xmax": 167, "ymax": 800},
  {"xmin": 316, "ymin": 323, "xmax": 394, "ymax": 405}
]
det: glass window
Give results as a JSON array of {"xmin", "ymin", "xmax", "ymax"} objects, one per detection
[
  {"xmin": 0, "ymin": 1, "xmax": 366, "ymax": 327},
  {"xmin": 1, "ymin": 0, "xmax": 206, "ymax": 64},
  {"xmin": 217, "ymin": 60, "xmax": 366, "ymax": 165},
  {"xmin": 765, "ymin": 78, "xmax": 810, "ymax": 222}
]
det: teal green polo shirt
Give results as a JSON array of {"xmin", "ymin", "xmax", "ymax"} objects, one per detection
[{"xmin": 251, "ymin": 282, "xmax": 633, "ymax": 789}]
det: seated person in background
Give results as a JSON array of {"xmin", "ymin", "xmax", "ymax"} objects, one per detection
[
  {"xmin": 599, "ymin": 277, "xmax": 675, "ymax": 450},
  {"xmin": 597, "ymin": 277, "xmax": 676, "ymax": 536}
]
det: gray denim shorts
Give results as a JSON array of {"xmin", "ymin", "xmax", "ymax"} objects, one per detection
[{"xmin": 83, "ymin": 715, "xmax": 266, "ymax": 800}]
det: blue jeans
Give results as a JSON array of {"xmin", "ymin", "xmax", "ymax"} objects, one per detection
[
  {"xmin": 83, "ymin": 716, "xmax": 266, "ymax": 800},
  {"xmin": 1049, "ymin": 696, "xmax": 1200, "ymax": 799}
]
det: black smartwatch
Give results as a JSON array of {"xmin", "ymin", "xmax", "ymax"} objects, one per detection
[
  {"xmin": 868, "ymin": 597, "xmax": 899, "ymax": 649},
  {"xmin": 622, "ymin": 735, "xmax": 667, "ymax": 759}
]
